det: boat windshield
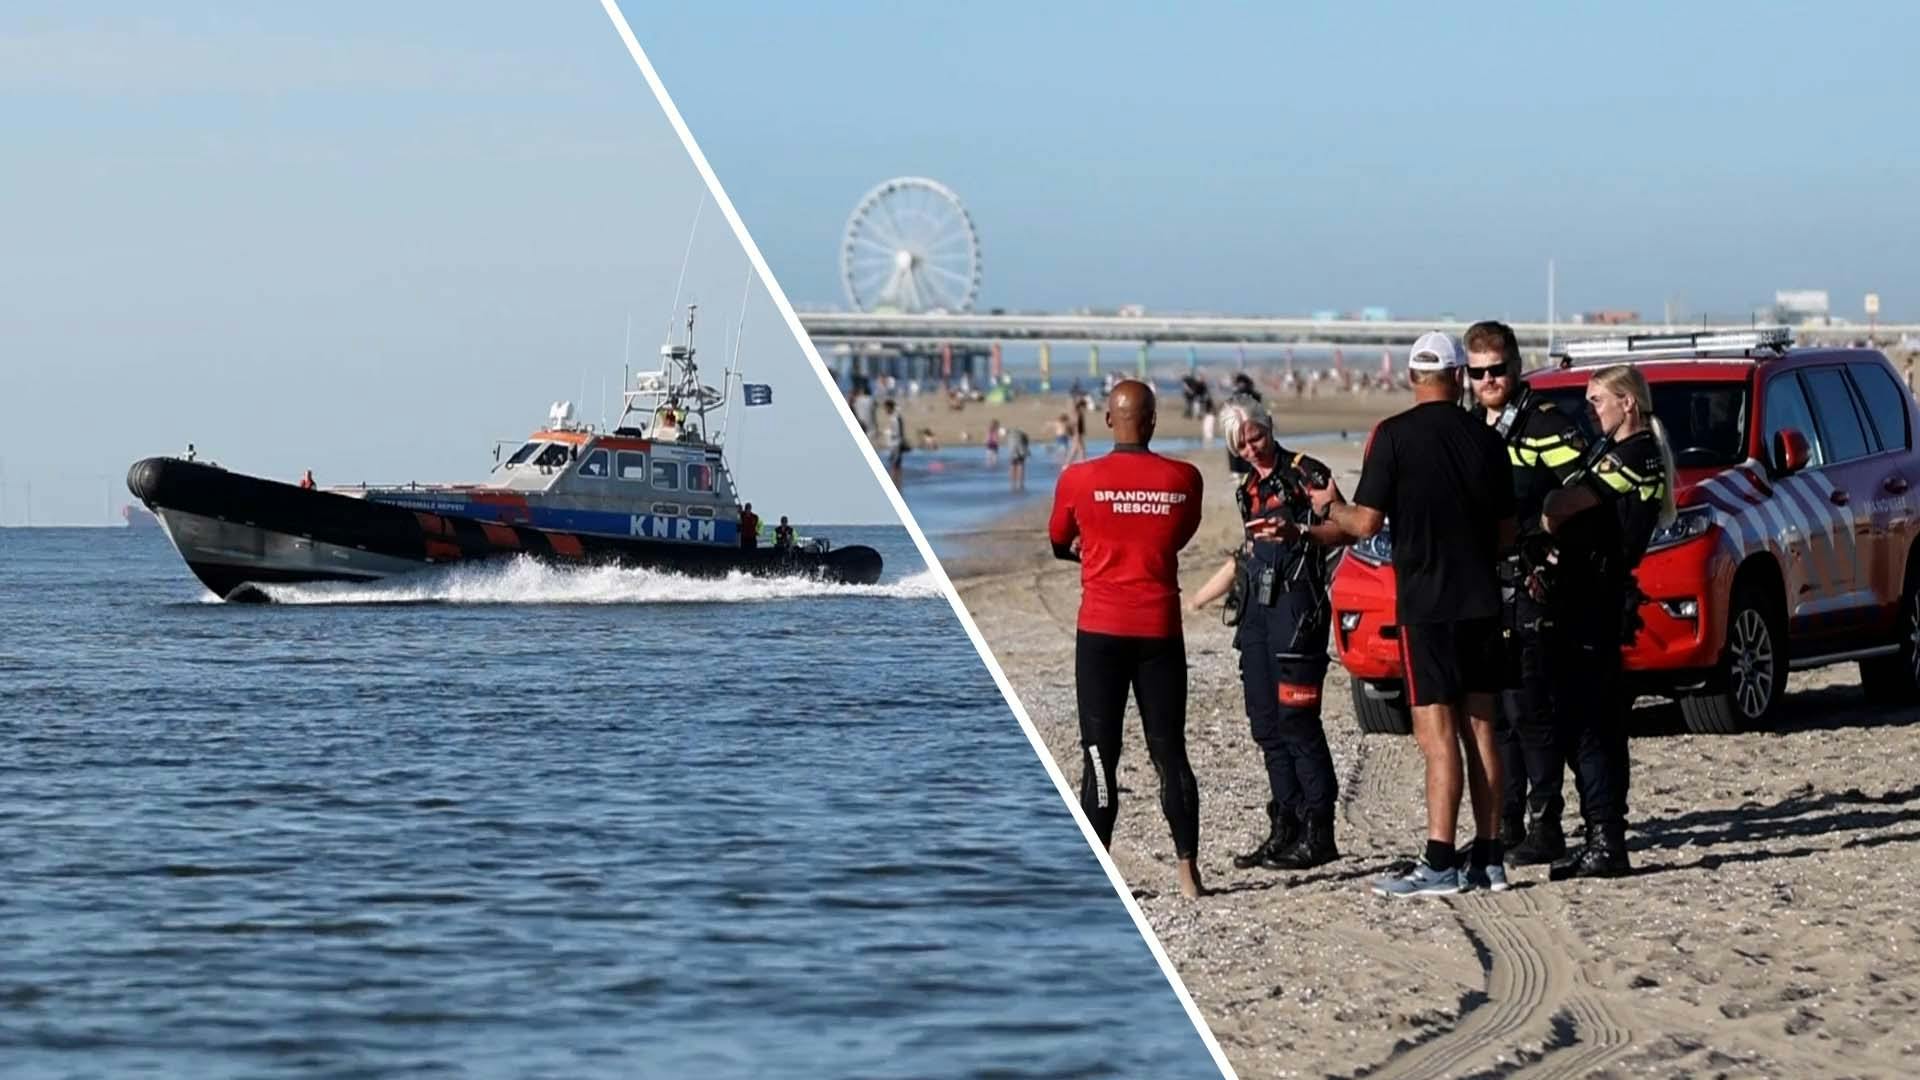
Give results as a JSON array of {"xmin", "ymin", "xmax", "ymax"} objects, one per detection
[{"xmin": 503, "ymin": 441, "xmax": 542, "ymax": 469}]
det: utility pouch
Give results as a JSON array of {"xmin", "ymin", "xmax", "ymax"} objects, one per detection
[
  {"xmin": 1222, "ymin": 555, "xmax": 1250, "ymax": 627},
  {"xmin": 1255, "ymin": 564, "xmax": 1281, "ymax": 607}
]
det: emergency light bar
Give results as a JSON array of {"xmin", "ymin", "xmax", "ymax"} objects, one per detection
[{"xmin": 1553, "ymin": 326, "xmax": 1793, "ymax": 365}]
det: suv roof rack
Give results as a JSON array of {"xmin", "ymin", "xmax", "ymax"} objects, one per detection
[{"xmin": 1553, "ymin": 326, "xmax": 1793, "ymax": 368}]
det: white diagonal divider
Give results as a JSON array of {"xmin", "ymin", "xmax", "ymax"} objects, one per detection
[{"xmin": 596, "ymin": 3, "xmax": 1235, "ymax": 1077}]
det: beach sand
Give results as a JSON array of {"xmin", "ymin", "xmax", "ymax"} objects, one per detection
[
  {"xmin": 876, "ymin": 386, "xmax": 1407, "ymax": 449},
  {"xmin": 950, "ymin": 422, "xmax": 1920, "ymax": 1079}
]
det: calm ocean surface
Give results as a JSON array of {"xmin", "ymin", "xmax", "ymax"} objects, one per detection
[{"xmin": 0, "ymin": 526, "xmax": 1214, "ymax": 1079}]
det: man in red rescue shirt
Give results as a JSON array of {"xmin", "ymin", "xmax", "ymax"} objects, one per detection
[{"xmin": 1048, "ymin": 379, "xmax": 1206, "ymax": 898}]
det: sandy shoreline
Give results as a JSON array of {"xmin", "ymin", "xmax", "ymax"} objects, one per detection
[
  {"xmin": 950, "ymin": 419, "xmax": 1920, "ymax": 1078},
  {"xmin": 868, "ymin": 388, "xmax": 1407, "ymax": 450}
]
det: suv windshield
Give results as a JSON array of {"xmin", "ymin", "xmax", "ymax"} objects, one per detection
[{"xmin": 1532, "ymin": 380, "xmax": 1749, "ymax": 468}]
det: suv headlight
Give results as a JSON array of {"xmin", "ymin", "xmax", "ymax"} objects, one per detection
[
  {"xmin": 1646, "ymin": 505, "xmax": 1715, "ymax": 551},
  {"xmin": 1349, "ymin": 524, "xmax": 1393, "ymax": 566}
]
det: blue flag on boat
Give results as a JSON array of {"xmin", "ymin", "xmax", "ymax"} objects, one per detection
[{"xmin": 742, "ymin": 383, "xmax": 773, "ymax": 407}]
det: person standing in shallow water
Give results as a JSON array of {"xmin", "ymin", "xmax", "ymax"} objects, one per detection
[
  {"xmin": 1048, "ymin": 380, "xmax": 1206, "ymax": 898},
  {"xmin": 1008, "ymin": 428, "xmax": 1030, "ymax": 492}
]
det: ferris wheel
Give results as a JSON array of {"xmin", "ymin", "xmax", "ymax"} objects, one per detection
[{"xmin": 840, "ymin": 177, "xmax": 981, "ymax": 314}]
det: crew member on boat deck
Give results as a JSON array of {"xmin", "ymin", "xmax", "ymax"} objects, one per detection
[
  {"xmin": 654, "ymin": 408, "xmax": 681, "ymax": 442},
  {"xmin": 739, "ymin": 502, "xmax": 760, "ymax": 550},
  {"xmin": 299, "ymin": 469, "xmax": 317, "ymax": 490},
  {"xmin": 773, "ymin": 516, "xmax": 795, "ymax": 553}
]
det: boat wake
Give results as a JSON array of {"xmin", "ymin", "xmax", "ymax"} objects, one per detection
[{"xmin": 228, "ymin": 558, "xmax": 945, "ymax": 606}]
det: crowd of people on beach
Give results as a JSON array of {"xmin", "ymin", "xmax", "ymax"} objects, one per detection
[{"xmin": 1047, "ymin": 322, "xmax": 1675, "ymax": 899}]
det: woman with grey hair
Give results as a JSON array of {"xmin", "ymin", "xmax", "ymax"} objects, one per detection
[{"xmin": 1190, "ymin": 394, "xmax": 1344, "ymax": 871}]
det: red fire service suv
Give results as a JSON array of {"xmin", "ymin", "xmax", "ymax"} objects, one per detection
[{"xmin": 1331, "ymin": 328, "xmax": 1920, "ymax": 735}]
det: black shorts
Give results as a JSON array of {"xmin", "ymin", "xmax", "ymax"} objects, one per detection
[{"xmin": 1398, "ymin": 617, "xmax": 1502, "ymax": 708}]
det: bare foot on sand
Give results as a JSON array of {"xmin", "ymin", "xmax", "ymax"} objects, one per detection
[{"xmin": 1177, "ymin": 858, "xmax": 1206, "ymax": 899}]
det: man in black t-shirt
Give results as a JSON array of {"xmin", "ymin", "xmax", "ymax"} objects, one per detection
[{"xmin": 1316, "ymin": 331, "xmax": 1517, "ymax": 897}]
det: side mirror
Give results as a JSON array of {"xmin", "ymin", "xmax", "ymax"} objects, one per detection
[{"xmin": 1772, "ymin": 427, "xmax": 1810, "ymax": 476}]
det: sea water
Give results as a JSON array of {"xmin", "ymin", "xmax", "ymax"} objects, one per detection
[{"xmin": 0, "ymin": 527, "xmax": 1214, "ymax": 1078}]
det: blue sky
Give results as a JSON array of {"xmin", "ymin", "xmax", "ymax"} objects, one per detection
[
  {"xmin": 8, "ymin": 3, "xmax": 1915, "ymax": 524},
  {"xmin": 640, "ymin": 1, "xmax": 1919, "ymax": 326},
  {"xmin": 0, "ymin": 2, "xmax": 894, "ymax": 525}
]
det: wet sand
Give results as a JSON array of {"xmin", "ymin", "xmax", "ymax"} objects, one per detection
[{"xmin": 950, "ymin": 424, "xmax": 1920, "ymax": 1079}]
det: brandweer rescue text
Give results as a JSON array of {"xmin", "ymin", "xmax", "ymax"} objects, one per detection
[{"xmin": 1093, "ymin": 489, "xmax": 1189, "ymax": 516}]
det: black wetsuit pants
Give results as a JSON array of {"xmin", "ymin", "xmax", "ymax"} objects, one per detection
[
  {"xmin": 1498, "ymin": 590, "xmax": 1568, "ymax": 826},
  {"xmin": 1235, "ymin": 587, "xmax": 1338, "ymax": 820},
  {"xmin": 1555, "ymin": 596, "xmax": 1630, "ymax": 834},
  {"xmin": 1075, "ymin": 630, "xmax": 1199, "ymax": 860}
]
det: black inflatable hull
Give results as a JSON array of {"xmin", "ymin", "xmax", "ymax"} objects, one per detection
[{"xmin": 127, "ymin": 457, "xmax": 884, "ymax": 601}]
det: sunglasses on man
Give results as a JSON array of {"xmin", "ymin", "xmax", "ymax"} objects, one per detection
[{"xmin": 1466, "ymin": 362, "xmax": 1510, "ymax": 381}]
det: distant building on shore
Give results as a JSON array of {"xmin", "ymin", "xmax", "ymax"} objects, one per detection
[{"xmin": 1764, "ymin": 289, "xmax": 1833, "ymax": 326}]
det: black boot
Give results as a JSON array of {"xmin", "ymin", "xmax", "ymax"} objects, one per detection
[
  {"xmin": 1498, "ymin": 811, "xmax": 1526, "ymax": 851},
  {"xmin": 1232, "ymin": 803, "xmax": 1299, "ymax": 870},
  {"xmin": 1506, "ymin": 808, "xmax": 1567, "ymax": 866},
  {"xmin": 1267, "ymin": 807, "xmax": 1339, "ymax": 870},
  {"xmin": 1548, "ymin": 822, "xmax": 1630, "ymax": 880}
]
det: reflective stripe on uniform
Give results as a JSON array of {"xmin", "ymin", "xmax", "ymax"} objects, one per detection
[
  {"xmin": 1539, "ymin": 444, "xmax": 1582, "ymax": 468},
  {"xmin": 1599, "ymin": 461, "xmax": 1665, "ymax": 502},
  {"xmin": 1510, "ymin": 433, "xmax": 1581, "ymax": 469}
]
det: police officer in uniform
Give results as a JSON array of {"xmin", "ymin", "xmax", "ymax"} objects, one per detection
[
  {"xmin": 1463, "ymin": 322, "xmax": 1588, "ymax": 865},
  {"xmin": 1190, "ymin": 396, "xmax": 1341, "ymax": 871},
  {"xmin": 1542, "ymin": 363, "xmax": 1676, "ymax": 879}
]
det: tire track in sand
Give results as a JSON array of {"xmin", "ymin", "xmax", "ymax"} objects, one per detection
[
  {"xmin": 1530, "ymin": 989, "xmax": 1631, "ymax": 1080},
  {"xmin": 1339, "ymin": 727, "xmax": 1417, "ymax": 851},
  {"xmin": 1358, "ymin": 887, "xmax": 1637, "ymax": 1080},
  {"xmin": 1522, "ymin": 892, "xmax": 1632, "ymax": 1080},
  {"xmin": 1364, "ymin": 888, "xmax": 1565, "ymax": 1080}
]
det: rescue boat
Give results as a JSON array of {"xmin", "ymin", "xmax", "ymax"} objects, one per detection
[{"xmin": 127, "ymin": 309, "xmax": 883, "ymax": 601}]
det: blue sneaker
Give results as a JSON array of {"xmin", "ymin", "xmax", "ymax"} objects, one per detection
[
  {"xmin": 1373, "ymin": 860, "xmax": 1462, "ymax": 898},
  {"xmin": 1462, "ymin": 862, "xmax": 1510, "ymax": 893}
]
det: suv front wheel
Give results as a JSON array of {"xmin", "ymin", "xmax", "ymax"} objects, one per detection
[
  {"xmin": 1352, "ymin": 679, "xmax": 1412, "ymax": 736},
  {"xmin": 1679, "ymin": 580, "xmax": 1787, "ymax": 734}
]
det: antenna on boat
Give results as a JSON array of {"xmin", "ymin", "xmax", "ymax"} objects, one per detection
[
  {"xmin": 665, "ymin": 191, "xmax": 706, "ymax": 344},
  {"xmin": 718, "ymin": 261, "xmax": 753, "ymax": 453},
  {"xmin": 621, "ymin": 312, "xmax": 633, "ymax": 429}
]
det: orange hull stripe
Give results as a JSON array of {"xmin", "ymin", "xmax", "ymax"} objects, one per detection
[
  {"xmin": 480, "ymin": 523, "xmax": 520, "ymax": 549},
  {"xmin": 547, "ymin": 532, "xmax": 585, "ymax": 558}
]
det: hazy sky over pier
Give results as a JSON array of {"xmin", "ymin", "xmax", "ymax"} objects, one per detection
[{"xmin": 642, "ymin": 1, "xmax": 1920, "ymax": 326}]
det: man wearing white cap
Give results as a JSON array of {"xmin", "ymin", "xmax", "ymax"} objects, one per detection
[{"xmin": 1312, "ymin": 331, "xmax": 1517, "ymax": 897}]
